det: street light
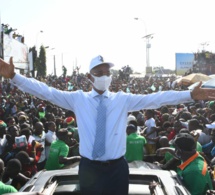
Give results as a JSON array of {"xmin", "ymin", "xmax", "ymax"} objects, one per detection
[
  {"xmin": 200, "ymin": 42, "xmax": 209, "ymax": 51},
  {"xmin": 134, "ymin": 17, "xmax": 147, "ymax": 35},
  {"xmin": 134, "ymin": 17, "xmax": 154, "ymax": 68},
  {"xmin": 142, "ymin": 33, "xmax": 154, "ymax": 68},
  {"xmin": 53, "ymin": 53, "xmax": 56, "ymax": 76}
]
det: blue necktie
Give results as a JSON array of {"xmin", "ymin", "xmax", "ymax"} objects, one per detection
[{"xmin": 92, "ymin": 95, "xmax": 106, "ymax": 159}]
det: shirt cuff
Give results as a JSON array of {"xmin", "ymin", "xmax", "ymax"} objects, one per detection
[
  {"xmin": 183, "ymin": 90, "xmax": 193, "ymax": 101},
  {"xmin": 11, "ymin": 73, "xmax": 27, "ymax": 87}
]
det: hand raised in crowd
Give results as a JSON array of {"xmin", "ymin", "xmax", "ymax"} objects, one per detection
[
  {"xmin": 191, "ymin": 81, "xmax": 215, "ymax": 100},
  {"xmin": 0, "ymin": 57, "xmax": 15, "ymax": 79}
]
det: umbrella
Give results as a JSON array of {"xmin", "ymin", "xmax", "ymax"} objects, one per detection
[
  {"xmin": 209, "ymin": 74, "xmax": 215, "ymax": 79},
  {"xmin": 176, "ymin": 73, "xmax": 211, "ymax": 86},
  {"xmin": 188, "ymin": 81, "xmax": 201, "ymax": 90},
  {"xmin": 201, "ymin": 78, "xmax": 215, "ymax": 88}
]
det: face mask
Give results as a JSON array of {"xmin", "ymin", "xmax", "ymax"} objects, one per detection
[{"xmin": 90, "ymin": 75, "xmax": 112, "ymax": 91}]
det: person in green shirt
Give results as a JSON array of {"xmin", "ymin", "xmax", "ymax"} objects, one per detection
[
  {"xmin": 125, "ymin": 124, "xmax": 147, "ymax": 162},
  {"xmin": 0, "ymin": 158, "xmax": 17, "ymax": 194},
  {"xmin": 154, "ymin": 136, "xmax": 181, "ymax": 171},
  {"xmin": 45, "ymin": 128, "xmax": 81, "ymax": 170},
  {"xmin": 158, "ymin": 132, "xmax": 213, "ymax": 195},
  {"xmin": 156, "ymin": 129, "xmax": 204, "ymax": 171}
]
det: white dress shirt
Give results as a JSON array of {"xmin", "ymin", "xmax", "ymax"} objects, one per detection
[{"xmin": 11, "ymin": 74, "xmax": 193, "ymax": 160}]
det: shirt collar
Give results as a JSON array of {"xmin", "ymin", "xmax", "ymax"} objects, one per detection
[
  {"xmin": 90, "ymin": 88, "xmax": 110, "ymax": 98},
  {"xmin": 48, "ymin": 130, "xmax": 54, "ymax": 134},
  {"xmin": 178, "ymin": 152, "xmax": 199, "ymax": 170}
]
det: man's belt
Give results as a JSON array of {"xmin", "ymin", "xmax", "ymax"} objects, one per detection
[{"xmin": 81, "ymin": 156, "xmax": 124, "ymax": 165}]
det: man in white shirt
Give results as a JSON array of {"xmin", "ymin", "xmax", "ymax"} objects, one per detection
[
  {"xmin": 0, "ymin": 56, "xmax": 215, "ymax": 195},
  {"xmin": 45, "ymin": 121, "xmax": 57, "ymax": 159}
]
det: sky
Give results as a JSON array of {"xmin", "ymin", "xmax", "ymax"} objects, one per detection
[{"xmin": 1, "ymin": 0, "xmax": 215, "ymax": 76}]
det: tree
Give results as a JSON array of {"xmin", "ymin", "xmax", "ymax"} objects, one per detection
[
  {"xmin": 29, "ymin": 46, "xmax": 37, "ymax": 77},
  {"xmin": 36, "ymin": 45, "xmax": 47, "ymax": 77}
]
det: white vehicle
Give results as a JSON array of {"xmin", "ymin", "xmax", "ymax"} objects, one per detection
[{"xmin": 5, "ymin": 161, "xmax": 190, "ymax": 195}]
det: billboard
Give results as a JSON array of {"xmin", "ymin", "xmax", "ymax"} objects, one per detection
[
  {"xmin": 175, "ymin": 53, "xmax": 194, "ymax": 75},
  {"xmin": 3, "ymin": 34, "xmax": 29, "ymax": 69}
]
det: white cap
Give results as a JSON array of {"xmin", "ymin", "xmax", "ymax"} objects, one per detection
[
  {"xmin": 89, "ymin": 55, "xmax": 114, "ymax": 71},
  {"xmin": 127, "ymin": 114, "xmax": 137, "ymax": 125}
]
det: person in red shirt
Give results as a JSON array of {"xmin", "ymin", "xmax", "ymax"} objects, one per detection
[
  {"xmin": 20, "ymin": 128, "xmax": 43, "ymax": 165},
  {"xmin": 168, "ymin": 121, "xmax": 183, "ymax": 141}
]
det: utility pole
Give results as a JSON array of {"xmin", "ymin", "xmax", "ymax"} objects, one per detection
[
  {"xmin": 134, "ymin": 17, "xmax": 154, "ymax": 74},
  {"xmin": 53, "ymin": 55, "xmax": 56, "ymax": 76},
  {"xmin": 0, "ymin": 17, "xmax": 4, "ymax": 59},
  {"xmin": 62, "ymin": 53, "xmax": 64, "ymax": 67},
  {"xmin": 200, "ymin": 42, "xmax": 209, "ymax": 51},
  {"xmin": 142, "ymin": 33, "xmax": 154, "ymax": 67}
]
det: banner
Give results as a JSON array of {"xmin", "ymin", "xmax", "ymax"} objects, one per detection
[
  {"xmin": 4, "ymin": 34, "xmax": 29, "ymax": 69},
  {"xmin": 175, "ymin": 53, "xmax": 194, "ymax": 75}
]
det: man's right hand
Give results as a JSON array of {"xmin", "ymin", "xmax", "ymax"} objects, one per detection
[{"xmin": 0, "ymin": 57, "xmax": 15, "ymax": 79}]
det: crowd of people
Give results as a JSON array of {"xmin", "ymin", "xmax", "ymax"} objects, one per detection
[{"xmin": 0, "ymin": 56, "xmax": 215, "ymax": 194}]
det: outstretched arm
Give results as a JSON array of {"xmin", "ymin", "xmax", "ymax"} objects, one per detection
[{"xmin": 0, "ymin": 57, "xmax": 77, "ymax": 111}]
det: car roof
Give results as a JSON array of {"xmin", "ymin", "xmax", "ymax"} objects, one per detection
[{"xmin": 15, "ymin": 161, "xmax": 190, "ymax": 195}]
